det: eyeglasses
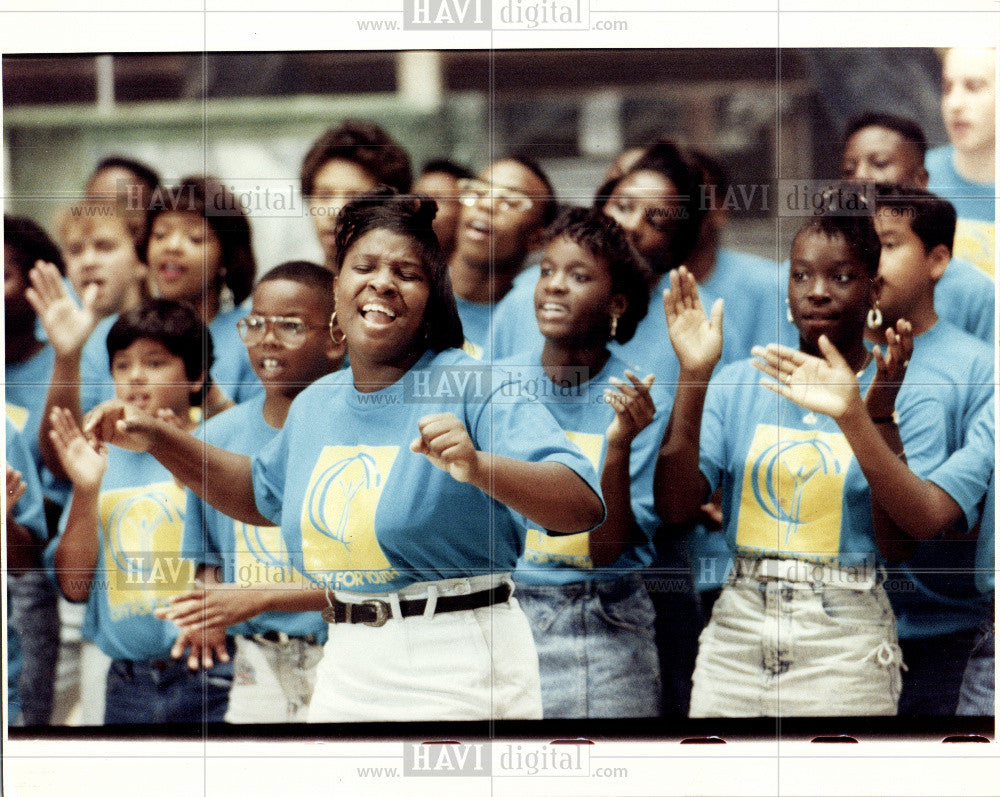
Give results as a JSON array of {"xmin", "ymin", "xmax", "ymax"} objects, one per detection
[
  {"xmin": 236, "ymin": 315, "xmax": 326, "ymax": 347},
  {"xmin": 456, "ymin": 178, "xmax": 535, "ymax": 214}
]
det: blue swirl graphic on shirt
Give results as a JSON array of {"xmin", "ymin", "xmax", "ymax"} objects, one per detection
[
  {"xmin": 306, "ymin": 451, "xmax": 382, "ymax": 555},
  {"xmin": 751, "ymin": 437, "xmax": 841, "ymax": 545},
  {"xmin": 238, "ymin": 522, "xmax": 289, "ymax": 569},
  {"xmin": 106, "ymin": 492, "xmax": 183, "ymax": 576}
]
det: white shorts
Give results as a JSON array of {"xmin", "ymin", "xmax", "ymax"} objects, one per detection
[
  {"xmin": 689, "ymin": 558, "xmax": 904, "ymax": 717},
  {"xmin": 306, "ymin": 574, "xmax": 542, "ymax": 723},
  {"xmin": 225, "ymin": 634, "xmax": 324, "ymax": 724}
]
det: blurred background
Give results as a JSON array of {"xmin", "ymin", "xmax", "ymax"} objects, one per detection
[{"xmin": 4, "ymin": 48, "xmax": 946, "ymax": 270}]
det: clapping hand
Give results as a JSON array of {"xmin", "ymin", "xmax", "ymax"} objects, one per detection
[
  {"xmin": 752, "ymin": 335, "xmax": 862, "ymax": 420},
  {"xmin": 663, "ymin": 266, "xmax": 723, "ymax": 378},
  {"xmin": 605, "ymin": 371, "xmax": 656, "ymax": 449}
]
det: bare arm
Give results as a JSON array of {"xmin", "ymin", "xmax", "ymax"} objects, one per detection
[
  {"xmin": 5, "ymin": 466, "xmax": 42, "ymax": 573},
  {"xmin": 590, "ymin": 372, "xmax": 656, "ymax": 566},
  {"xmin": 27, "ymin": 261, "xmax": 99, "ymax": 480},
  {"xmin": 411, "ymin": 414, "xmax": 604, "ymax": 534},
  {"xmin": 654, "ymin": 267, "xmax": 723, "ymax": 525},
  {"xmin": 84, "ymin": 400, "xmax": 270, "ymax": 527},
  {"xmin": 752, "ymin": 335, "xmax": 964, "ymax": 559},
  {"xmin": 48, "ymin": 408, "xmax": 107, "ymax": 602}
]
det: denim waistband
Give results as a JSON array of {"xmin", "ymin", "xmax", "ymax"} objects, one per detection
[
  {"xmin": 730, "ymin": 557, "xmax": 882, "ymax": 589},
  {"xmin": 513, "ymin": 571, "xmax": 646, "ymax": 600}
]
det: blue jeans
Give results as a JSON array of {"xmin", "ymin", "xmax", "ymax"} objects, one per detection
[
  {"xmin": 957, "ymin": 621, "xmax": 995, "ymax": 716},
  {"xmin": 898, "ymin": 628, "xmax": 979, "ymax": 716},
  {"xmin": 8, "ymin": 570, "xmax": 60, "ymax": 725},
  {"xmin": 515, "ymin": 572, "xmax": 661, "ymax": 719},
  {"xmin": 104, "ymin": 643, "xmax": 234, "ymax": 725}
]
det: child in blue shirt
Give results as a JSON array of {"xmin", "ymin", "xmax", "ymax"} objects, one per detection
[
  {"xmin": 509, "ymin": 207, "xmax": 665, "ymax": 718},
  {"xmin": 158, "ymin": 261, "xmax": 344, "ymax": 723},
  {"xmin": 867, "ymin": 185, "xmax": 994, "ymax": 715},
  {"xmin": 47, "ymin": 299, "xmax": 233, "ymax": 725}
]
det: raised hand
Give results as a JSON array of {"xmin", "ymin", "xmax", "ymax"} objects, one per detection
[
  {"xmin": 411, "ymin": 413, "xmax": 480, "ymax": 483},
  {"xmin": 752, "ymin": 336, "xmax": 862, "ymax": 420},
  {"xmin": 25, "ymin": 261, "xmax": 99, "ymax": 358},
  {"xmin": 48, "ymin": 407, "xmax": 108, "ymax": 490},
  {"xmin": 6, "ymin": 465, "xmax": 27, "ymax": 516},
  {"xmin": 605, "ymin": 371, "xmax": 657, "ymax": 448},
  {"xmin": 83, "ymin": 399, "xmax": 159, "ymax": 453},
  {"xmin": 663, "ymin": 266, "xmax": 723, "ymax": 378},
  {"xmin": 866, "ymin": 319, "xmax": 913, "ymax": 419}
]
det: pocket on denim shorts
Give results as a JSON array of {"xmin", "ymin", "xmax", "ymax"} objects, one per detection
[
  {"xmin": 593, "ymin": 582, "xmax": 656, "ymax": 633},
  {"xmin": 816, "ymin": 586, "xmax": 894, "ymax": 630}
]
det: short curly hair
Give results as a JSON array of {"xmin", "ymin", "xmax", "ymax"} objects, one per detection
[
  {"xmin": 300, "ymin": 121, "xmax": 412, "ymax": 198},
  {"xmin": 542, "ymin": 206, "xmax": 651, "ymax": 343}
]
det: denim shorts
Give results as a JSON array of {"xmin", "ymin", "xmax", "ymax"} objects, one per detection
[
  {"xmin": 689, "ymin": 558, "xmax": 903, "ymax": 717},
  {"xmin": 226, "ymin": 635, "xmax": 324, "ymax": 724},
  {"xmin": 515, "ymin": 571, "xmax": 661, "ymax": 719}
]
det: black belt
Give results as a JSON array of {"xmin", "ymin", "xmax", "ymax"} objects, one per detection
[{"xmin": 321, "ymin": 582, "xmax": 512, "ymax": 627}]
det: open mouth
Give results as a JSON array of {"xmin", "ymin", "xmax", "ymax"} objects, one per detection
[
  {"xmin": 360, "ymin": 302, "xmax": 398, "ymax": 327},
  {"xmin": 258, "ymin": 357, "xmax": 285, "ymax": 379},
  {"xmin": 536, "ymin": 302, "xmax": 570, "ymax": 321},
  {"xmin": 156, "ymin": 262, "xmax": 187, "ymax": 282},
  {"xmin": 464, "ymin": 218, "xmax": 492, "ymax": 241}
]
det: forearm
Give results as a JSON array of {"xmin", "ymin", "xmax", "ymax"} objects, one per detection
[
  {"xmin": 39, "ymin": 352, "xmax": 83, "ymax": 479},
  {"xmin": 469, "ymin": 457, "xmax": 604, "ymax": 534},
  {"xmin": 146, "ymin": 420, "xmax": 270, "ymax": 526},
  {"xmin": 589, "ymin": 442, "xmax": 639, "ymax": 566},
  {"xmin": 655, "ymin": 372, "xmax": 711, "ymax": 524},
  {"xmin": 837, "ymin": 400, "xmax": 963, "ymax": 543},
  {"xmin": 54, "ymin": 486, "xmax": 101, "ymax": 602}
]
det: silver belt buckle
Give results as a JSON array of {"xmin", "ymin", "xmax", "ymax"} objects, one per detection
[{"xmin": 359, "ymin": 599, "xmax": 390, "ymax": 627}]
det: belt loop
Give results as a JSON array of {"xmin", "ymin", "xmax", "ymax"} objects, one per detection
[
  {"xmin": 423, "ymin": 584, "xmax": 439, "ymax": 618},
  {"xmin": 387, "ymin": 591, "xmax": 403, "ymax": 620}
]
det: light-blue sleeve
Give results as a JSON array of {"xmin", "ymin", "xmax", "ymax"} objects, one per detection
[
  {"xmin": 927, "ymin": 402, "xmax": 995, "ymax": 531},
  {"xmin": 469, "ymin": 380, "xmax": 605, "ymax": 526},
  {"xmin": 6, "ymin": 419, "xmax": 47, "ymax": 544},
  {"xmin": 251, "ymin": 422, "xmax": 288, "ymax": 527}
]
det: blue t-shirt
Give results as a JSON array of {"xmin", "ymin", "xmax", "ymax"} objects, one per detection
[
  {"xmin": 6, "ymin": 419, "xmax": 49, "ymax": 721},
  {"xmin": 508, "ymin": 349, "xmax": 670, "ymax": 585},
  {"xmin": 46, "ymin": 448, "xmax": 195, "ymax": 661},
  {"xmin": 454, "ymin": 295, "xmax": 491, "ymax": 361},
  {"xmin": 181, "ymin": 396, "xmax": 327, "ymax": 641},
  {"xmin": 933, "ymin": 257, "xmax": 995, "ymax": 344},
  {"xmin": 80, "ymin": 306, "xmax": 263, "ymax": 410},
  {"xmin": 5, "ymin": 345, "xmax": 69, "ymax": 505},
  {"xmin": 887, "ymin": 321, "xmax": 995, "ymax": 639},
  {"xmin": 699, "ymin": 357, "xmax": 942, "ymax": 568},
  {"xmin": 252, "ymin": 348, "xmax": 604, "ymax": 593},
  {"xmin": 926, "ymin": 145, "xmax": 995, "ymax": 277}
]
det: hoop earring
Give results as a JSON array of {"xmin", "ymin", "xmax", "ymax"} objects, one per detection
[
  {"xmin": 866, "ymin": 302, "xmax": 883, "ymax": 330},
  {"xmin": 785, "ymin": 298, "xmax": 793, "ymax": 324},
  {"xmin": 610, "ymin": 313, "xmax": 619, "ymax": 340},
  {"xmin": 329, "ymin": 311, "xmax": 346, "ymax": 345}
]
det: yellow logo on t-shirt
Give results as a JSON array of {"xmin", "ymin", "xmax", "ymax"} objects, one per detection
[
  {"xmin": 6, "ymin": 403, "xmax": 29, "ymax": 432},
  {"xmin": 524, "ymin": 430, "xmax": 603, "ymax": 568},
  {"xmin": 101, "ymin": 481, "xmax": 193, "ymax": 615},
  {"xmin": 953, "ymin": 218, "xmax": 995, "ymax": 279},
  {"xmin": 462, "ymin": 338, "xmax": 483, "ymax": 360},
  {"xmin": 735, "ymin": 425, "xmax": 853, "ymax": 560},
  {"xmin": 233, "ymin": 521, "xmax": 306, "ymax": 586},
  {"xmin": 300, "ymin": 445, "xmax": 399, "ymax": 589}
]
